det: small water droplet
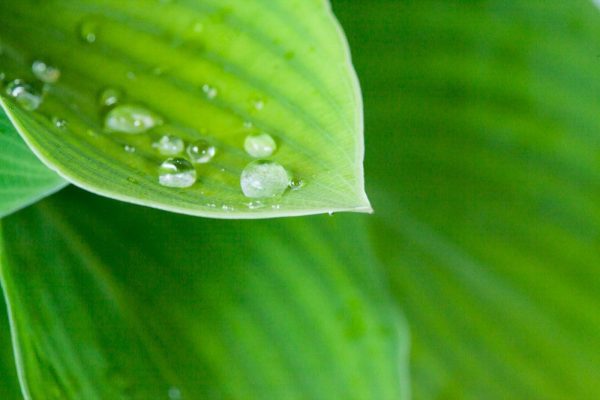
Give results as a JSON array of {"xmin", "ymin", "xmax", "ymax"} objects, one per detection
[
  {"xmin": 187, "ymin": 140, "xmax": 216, "ymax": 164},
  {"xmin": 79, "ymin": 20, "xmax": 98, "ymax": 43},
  {"xmin": 98, "ymin": 87, "xmax": 122, "ymax": 107},
  {"xmin": 246, "ymin": 200, "xmax": 265, "ymax": 210},
  {"xmin": 104, "ymin": 104, "xmax": 163, "ymax": 134},
  {"xmin": 328, "ymin": 211, "xmax": 334, "ymax": 216},
  {"xmin": 31, "ymin": 60, "xmax": 60, "ymax": 84},
  {"xmin": 202, "ymin": 84, "xmax": 218, "ymax": 100},
  {"xmin": 244, "ymin": 132, "xmax": 277, "ymax": 158},
  {"xmin": 253, "ymin": 99, "xmax": 265, "ymax": 111},
  {"xmin": 289, "ymin": 177, "xmax": 305, "ymax": 191},
  {"xmin": 240, "ymin": 160, "xmax": 291, "ymax": 199},
  {"xmin": 158, "ymin": 158, "xmax": 197, "ymax": 188},
  {"xmin": 222, "ymin": 204, "xmax": 234, "ymax": 211},
  {"xmin": 124, "ymin": 144, "xmax": 136, "ymax": 153},
  {"xmin": 271, "ymin": 204, "xmax": 281, "ymax": 210},
  {"xmin": 153, "ymin": 135, "xmax": 184, "ymax": 156},
  {"xmin": 168, "ymin": 386, "xmax": 182, "ymax": 400},
  {"xmin": 52, "ymin": 117, "xmax": 67, "ymax": 129},
  {"xmin": 5, "ymin": 80, "xmax": 42, "ymax": 111}
]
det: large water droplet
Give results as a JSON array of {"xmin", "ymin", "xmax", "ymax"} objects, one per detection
[
  {"xmin": 31, "ymin": 60, "xmax": 61, "ymax": 84},
  {"xmin": 158, "ymin": 158, "xmax": 197, "ymax": 188},
  {"xmin": 98, "ymin": 87, "xmax": 122, "ymax": 107},
  {"xmin": 5, "ymin": 80, "xmax": 42, "ymax": 111},
  {"xmin": 244, "ymin": 132, "xmax": 277, "ymax": 158},
  {"xmin": 240, "ymin": 160, "xmax": 290, "ymax": 198},
  {"xmin": 104, "ymin": 104, "xmax": 162, "ymax": 134},
  {"xmin": 153, "ymin": 135, "xmax": 184, "ymax": 156},
  {"xmin": 187, "ymin": 140, "xmax": 216, "ymax": 164}
]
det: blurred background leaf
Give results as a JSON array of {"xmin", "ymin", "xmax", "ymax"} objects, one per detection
[
  {"xmin": 0, "ymin": 109, "xmax": 65, "ymax": 218},
  {"xmin": 332, "ymin": 0, "xmax": 600, "ymax": 398},
  {"xmin": 0, "ymin": 187, "xmax": 408, "ymax": 400}
]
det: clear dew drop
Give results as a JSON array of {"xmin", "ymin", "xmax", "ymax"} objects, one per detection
[
  {"xmin": 187, "ymin": 140, "xmax": 216, "ymax": 164},
  {"xmin": 5, "ymin": 80, "xmax": 42, "ymax": 111},
  {"xmin": 240, "ymin": 160, "xmax": 291, "ymax": 199},
  {"xmin": 52, "ymin": 117, "xmax": 67, "ymax": 129},
  {"xmin": 104, "ymin": 104, "xmax": 162, "ymax": 134},
  {"xmin": 244, "ymin": 132, "xmax": 277, "ymax": 158},
  {"xmin": 289, "ymin": 177, "xmax": 305, "ymax": 191},
  {"xmin": 124, "ymin": 144, "xmax": 136, "ymax": 153},
  {"xmin": 153, "ymin": 135, "xmax": 185, "ymax": 156},
  {"xmin": 79, "ymin": 20, "xmax": 98, "ymax": 43},
  {"xmin": 31, "ymin": 60, "xmax": 61, "ymax": 84},
  {"xmin": 99, "ymin": 87, "xmax": 122, "ymax": 107},
  {"xmin": 168, "ymin": 386, "xmax": 182, "ymax": 400},
  {"xmin": 202, "ymin": 84, "xmax": 218, "ymax": 100},
  {"xmin": 158, "ymin": 158, "xmax": 197, "ymax": 188}
]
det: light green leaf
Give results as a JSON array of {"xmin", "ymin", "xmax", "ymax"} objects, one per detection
[
  {"xmin": 0, "ymin": 0, "xmax": 369, "ymax": 219},
  {"xmin": 0, "ymin": 187, "xmax": 407, "ymax": 400},
  {"xmin": 333, "ymin": 0, "xmax": 600, "ymax": 398},
  {"xmin": 0, "ymin": 109, "xmax": 66, "ymax": 218}
]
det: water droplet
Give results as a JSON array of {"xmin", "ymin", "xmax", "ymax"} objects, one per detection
[
  {"xmin": 187, "ymin": 140, "xmax": 216, "ymax": 164},
  {"xmin": 253, "ymin": 99, "xmax": 265, "ymax": 111},
  {"xmin": 153, "ymin": 135, "xmax": 184, "ymax": 156},
  {"xmin": 31, "ymin": 60, "xmax": 60, "ymax": 83},
  {"xmin": 158, "ymin": 158, "xmax": 197, "ymax": 188},
  {"xmin": 52, "ymin": 117, "xmax": 67, "ymax": 129},
  {"xmin": 98, "ymin": 87, "xmax": 122, "ymax": 107},
  {"xmin": 124, "ymin": 144, "xmax": 136, "ymax": 153},
  {"xmin": 289, "ymin": 177, "xmax": 305, "ymax": 191},
  {"xmin": 104, "ymin": 104, "xmax": 162, "ymax": 134},
  {"xmin": 5, "ymin": 80, "xmax": 42, "ymax": 111},
  {"xmin": 79, "ymin": 20, "xmax": 98, "ymax": 43},
  {"xmin": 244, "ymin": 133, "xmax": 277, "ymax": 158},
  {"xmin": 328, "ymin": 211, "xmax": 334, "ymax": 216},
  {"xmin": 240, "ymin": 160, "xmax": 291, "ymax": 199},
  {"xmin": 246, "ymin": 200, "xmax": 265, "ymax": 210},
  {"xmin": 202, "ymin": 84, "xmax": 218, "ymax": 100},
  {"xmin": 222, "ymin": 204, "xmax": 234, "ymax": 211},
  {"xmin": 168, "ymin": 386, "xmax": 182, "ymax": 400}
]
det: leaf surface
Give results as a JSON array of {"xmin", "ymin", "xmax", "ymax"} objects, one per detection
[
  {"xmin": 0, "ymin": 0, "xmax": 369, "ymax": 219},
  {"xmin": 0, "ymin": 109, "xmax": 65, "ymax": 218},
  {"xmin": 0, "ymin": 187, "xmax": 407, "ymax": 400},
  {"xmin": 332, "ymin": 0, "xmax": 600, "ymax": 398}
]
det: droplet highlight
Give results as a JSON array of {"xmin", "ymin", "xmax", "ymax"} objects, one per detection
[
  {"xmin": 98, "ymin": 87, "xmax": 122, "ymax": 107},
  {"xmin": 244, "ymin": 132, "xmax": 277, "ymax": 158},
  {"xmin": 104, "ymin": 104, "xmax": 162, "ymax": 134},
  {"xmin": 187, "ymin": 140, "xmax": 216, "ymax": 164},
  {"xmin": 158, "ymin": 158, "xmax": 197, "ymax": 188},
  {"xmin": 31, "ymin": 60, "xmax": 61, "ymax": 84},
  {"xmin": 5, "ymin": 80, "xmax": 42, "ymax": 111},
  {"xmin": 241, "ymin": 160, "xmax": 290, "ymax": 199}
]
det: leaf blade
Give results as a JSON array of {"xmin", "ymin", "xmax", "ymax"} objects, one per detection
[{"xmin": 0, "ymin": 0, "xmax": 369, "ymax": 219}]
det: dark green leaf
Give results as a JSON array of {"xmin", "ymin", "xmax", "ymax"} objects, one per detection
[{"xmin": 0, "ymin": 187, "xmax": 407, "ymax": 399}]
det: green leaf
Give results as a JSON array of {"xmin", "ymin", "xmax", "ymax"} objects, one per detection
[
  {"xmin": 0, "ymin": 0, "xmax": 369, "ymax": 219},
  {"xmin": 333, "ymin": 0, "xmax": 600, "ymax": 398},
  {"xmin": 0, "ymin": 108, "xmax": 66, "ymax": 218},
  {"xmin": 0, "ymin": 187, "xmax": 407, "ymax": 400},
  {"xmin": 0, "ymin": 295, "xmax": 21, "ymax": 400}
]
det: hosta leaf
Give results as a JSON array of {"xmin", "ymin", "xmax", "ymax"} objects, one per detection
[
  {"xmin": 0, "ymin": 0, "xmax": 369, "ymax": 219},
  {"xmin": 0, "ymin": 108, "xmax": 65, "ymax": 218},
  {"xmin": 0, "ymin": 296, "xmax": 21, "ymax": 400},
  {"xmin": 0, "ymin": 187, "xmax": 407, "ymax": 400},
  {"xmin": 334, "ymin": 0, "xmax": 600, "ymax": 398}
]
